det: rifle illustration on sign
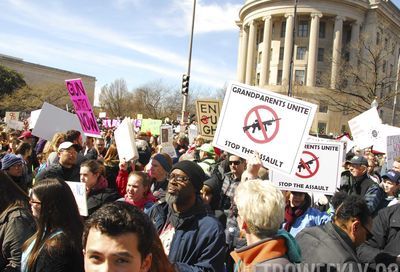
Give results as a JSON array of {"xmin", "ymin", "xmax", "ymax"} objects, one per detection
[
  {"xmin": 243, "ymin": 118, "xmax": 281, "ymax": 133},
  {"xmin": 297, "ymin": 157, "xmax": 319, "ymax": 173}
]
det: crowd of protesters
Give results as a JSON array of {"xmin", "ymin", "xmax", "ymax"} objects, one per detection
[{"xmin": 1, "ymin": 119, "xmax": 400, "ymax": 272}]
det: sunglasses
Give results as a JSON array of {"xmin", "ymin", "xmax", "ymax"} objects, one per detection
[
  {"xmin": 167, "ymin": 174, "xmax": 189, "ymax": 183},
  {"xmin": 229, "ymin": 160, "xmax": 241, "ymax": 166}
]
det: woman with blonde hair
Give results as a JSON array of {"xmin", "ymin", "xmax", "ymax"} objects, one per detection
[{"xmin": 44, "ymin": 132, "xmax": 66, "ymax": 166}]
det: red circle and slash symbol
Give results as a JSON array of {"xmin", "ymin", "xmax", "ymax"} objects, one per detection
[
  {"xmin": 295, "ymin": 151, "xmax": 320, "ymax": 178},
  {"xmin": 200, "ymin": 115, "xmax": 209, "ymax": 124},
  {"xmin": 243, "ymin": 105, "xmax": 280, "ymax": 144}
]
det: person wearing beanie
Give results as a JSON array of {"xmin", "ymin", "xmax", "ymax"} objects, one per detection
[
  {"xmin": 148, "ymin": 160, "xmax": 226, "ymax": 271},
  {"xmin": 1, "ymin": 153, "xmax": 28, "ymax": 192},
  {"xmin": 148, "ymin": 153, "xmax": 172, "ymax": 201}
]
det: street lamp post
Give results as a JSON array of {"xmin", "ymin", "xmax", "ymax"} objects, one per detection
[
  {"xmin": 287, "ymin": 0, "xmax": 299, "ymax": 97},
  {"xmin": 181, "ymin": 0, "xmax": 197, "ymax": 126}
]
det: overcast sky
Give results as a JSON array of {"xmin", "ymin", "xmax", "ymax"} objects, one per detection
[{"xmin": 1, "ymin": 0, "xmax": 399, "ymax": 105}]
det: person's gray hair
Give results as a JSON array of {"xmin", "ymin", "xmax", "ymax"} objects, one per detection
[{"xmin": 234, "ymin": 179, "xmax": 285, "ymax": 238}]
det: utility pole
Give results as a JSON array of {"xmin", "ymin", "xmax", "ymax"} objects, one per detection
[
  {"xmin": 287, "ymin": 0, "xmax": 298, "ymax": 97},
  {"xmin": 181, "ymin": 0, "xmax": 196, "ymax": 126}
]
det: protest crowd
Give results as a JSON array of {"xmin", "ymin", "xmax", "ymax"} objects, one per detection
[{"xmin": 2, "ymin": 84, "xmax": 400, "ymax": 272}]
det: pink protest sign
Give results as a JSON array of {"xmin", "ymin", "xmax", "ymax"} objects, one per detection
[{"xmin": 65, "ymin": 79, "xmax": 100, "ymax": 137}]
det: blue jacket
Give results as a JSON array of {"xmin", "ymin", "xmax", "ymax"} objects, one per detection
[
  {"xmin": 283, "ymin": 207, "xmax": 331, "ymax": 237},
  {"xmin": 148, "ymin": 200, "xmax": 226, "ymax": 272}
]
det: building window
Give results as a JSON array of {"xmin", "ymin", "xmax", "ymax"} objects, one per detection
[
  {"xmin": 341, "ymin": 125, "xmax": 348, "ymax": 134},
  {"xmin": 318, "ymin": 122, "xmax": 327, "ymax": 134},
  {"xmin": 319, "ymin": 22, "xmax": 326, "ymax": 38},
  {"xmin": 319, "ymin": 101, "xmax": 328, "ymax": 113},
  {"xmin": 279, "ymin": 47, "xmax": 284, "ymax": 60},
  {"xmin": 376, "ymin": 32, "xmax": 381, "ymax": 45},
  {"xmin": 318, "ymin": 48, "xmax": 324, "ymax": 62},
  {"xmin": 296, "ymin": 47, "xmax": 307, "ymax": 60},
  {"xmin": 257, "ymin": 26, "xmax": 264, "ymax": 44},
  {"xmin": 295, "ymin": 70, "xmax": 305, "ymax": 85},
  {"xmin": 384, "ymin": 38, "xmax": 388, "ymax": 50},
  {"xmin": 281, "ymin": 21, "xmax": 286, "ymax": 38},
  {"xmin": 277, "ymin": 70, "xmax": 283, "ymax": 85},
  {"xmin": 298, "ymin": 20, "xmax": 309, "ymax": 37},
  {"xmin": 383, "ymin": 61, "xmax": 387, "ymax": 73},
  {"xmin": 258, "ymin": 51, "xmax": 262, "ymax": 64},
  {"xmin": 256, "ymin": 73, "xmax": 260, "ymax": 85}
]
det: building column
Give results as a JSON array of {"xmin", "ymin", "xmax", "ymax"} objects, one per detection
[
  {"xmin": 238, "ymin": 24, "xmax": 249, "ymax": 83},
  {"xmin": 331, "ymin": 16, "xmax": 344, "ymax": 89},
  {"xmin": 236, "ymin": 22, "xmax": 244, "ymax": 81},
  {"xmin": 349, "ymin": 21, "xmax": 360, "ymax": 69},
  {"xmin": 245, "ymin": 20, "xmax": 257, "ymax": 85},
  {"xmin": 260, "ymin": 15, "xmax": 272, "ymax": 86},
  {"xmin": 306, "ymin": 13, "xmax": 322, "ymax": 87},
  {"xmin": 282, "ymin": 13, "xmax": 294, "ymax": 87}
]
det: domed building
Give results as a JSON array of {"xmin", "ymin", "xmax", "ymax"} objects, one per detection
[{"xmin": 236, "ymin": 0, "xmax": 400, "ymax": 134}]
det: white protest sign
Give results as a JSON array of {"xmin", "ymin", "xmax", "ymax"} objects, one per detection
[
  {"xmin": 114, "ymin": 117, "xmax": 139, "ymax": 161},
  {"xmin": 348, "ymin": 108, "xmax": 382, "ymax": 149},
  {"xmin": 213, "ymin": 82, "xmax": 317, "ymax": 175},
  {"xmin": 6, "ymin": 120, "xmax": 24, "ymax": 130},
  {"xmin": 270, "ymin": 139, "xmax": 344, "ymax": 194},
  {"xmin": 5, "ymin": 111, "xmax": 19, "ymax": 124},
  {"xmin": 337, "ymin": 134, "xmax": 355, "ymax": 154},
  {"xmin": 29, "ymin": 109, "xmax": 41, "ymax": 130},
  {"xmin": 160, "ymin": 125, "xmax": 177, "ymax": 158},
  {"xmin": 387, "ymin": 135, "xmax": 400, "ymax": 169},
  {"xmin": 188, "ymin": 124, "xmax": 198, "ymax": 144},
  {"xmin": 66, "ymin": 181, "xmax": 88, "ymax": 216},
  {"xmin": 99, "ymin": 112, "xmax": 107, "ymax": 118},
  {"xmin": 32, "ymin": 102, "xmax": 83, "ymax": 141},
  {"xmin": 366, "ymin": 124, "xmax": 400, "ymax": 153}
]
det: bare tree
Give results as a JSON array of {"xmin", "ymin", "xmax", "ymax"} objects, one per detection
[
  {"xmin": 1, "ymin": 84, "xmax": 70, "ymax": 112},
  {"xmin": 321, "ymin": 34, "xmax": 398, "ymax": 115},
  {"xmin": 99, "ymin": 79, "xmax": 133, "ymax": 118}
]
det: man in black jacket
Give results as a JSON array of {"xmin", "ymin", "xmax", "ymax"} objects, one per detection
[
  {"xmin": 296, "ymin": 195, "xmax": 372, "ymax": 272},
  {"xmin": 358, "ymin": 204, "xmax": 400, "ymax": 271},
  {"xmin": 36, "ymin": 141, "xmax": 80, "ymax": 182},
  {"xmin": 340, "ymin": 156, "xmax": 384, "ymax": 215}
]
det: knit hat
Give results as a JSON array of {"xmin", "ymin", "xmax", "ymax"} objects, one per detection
[
  {"xmin": 153, "ymin": 153, "xmax": 172, "ymax": 173},
  {"xmin": 1, "ymin": 153, "xmax": 23, "ymax": 170},
  {"xmin": 171, "ymin": 160, "xmax": 206, "ymax": 193}
]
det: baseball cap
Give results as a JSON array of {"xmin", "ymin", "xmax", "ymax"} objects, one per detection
[
  {"xmin": 57, "ymin": 141, "xmax": 79, "ymax": 152},
  {"xmin": 198, "ymin": 143, "xmax": 216, "ymax": 156},
  {"xmin": 347, "ymin": 156, "xmax": 368, "ymax": 166},
  {"xmin": 18, "ymin": 131, "xmax": 34, "ymax": 139},
  {"xmin": 382, "ymin": 170, "xmax": 400, "ymax": 183}
]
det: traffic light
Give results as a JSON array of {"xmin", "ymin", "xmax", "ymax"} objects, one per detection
[{"xmin": 181, "ymin": 74, "xmax": 190, "ymax": 95}]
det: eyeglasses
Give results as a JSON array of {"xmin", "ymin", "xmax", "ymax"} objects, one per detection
[
  {"xmin": 29, "ymin": 199, "xmax": 41, "ymax": 205},
  {"xmin": 167, "ymin": 174, "xmax": 189, "ymax": 183},
  {"xmin": 229, "ymin": 160, "xmax": 241, "ymax": 166},
  {"xmin": 360, "ymin": 223, "xmax": 373, "ymax": 240}
]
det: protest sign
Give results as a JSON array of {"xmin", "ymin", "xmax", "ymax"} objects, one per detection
[
  {"xmin": 141, "ymin": 119, "xmax": 162, "ymax": 135},
  {"xmin": 65, "ymin": 78, "xmax": 100, "ymax": 137},
  {"xmin": 29, "ymin": 109, "xmax": 41, "ymax": 129},
  {"xmin": 99, "ymin": 112, "xmax": 107, "ymax": 118},
  {"xmin": 195, "ymin": 100, "xmax": 221, "ymax": 141},
  {"xmin": 387, "ymin": 135, "xmax": 400, "ymax": 169},
  {"xmin": 7, "ymin": 120, "xmax": 24, "ymax": 130},
  {"xmin": 160, "ymin": 125, "xmax": 177, "ymax": 158},
  {"xmin": 137, "ymin": 114, "xmax": 143, "ymax": 120},
  {"xmin": 5, "ymin": 111, "xmax": 19, "ymax": 124},
  {"xmin": 32, "ymin": 102, "xmax": 83, "ymax": 141},
  {"xmin": 213, "ymin": 82, "xmax": 317, "ymax": 175},
  {"xmin": 66, "ymin": 181, "xmax": 88, "ymax": 216},
  {"xmin": 270, "ymin": 139, "xmax": 344, "ymax": 194},
  {"xmin": 114, "ymin": 117, "xmax": 139, "ymax": 161},
  {"xmin": 364, "ymin": 124, "xmax": 400, "ymax": 153},
  {"xmin": 188, "ymin": 124, "xmax": 198, "ymax": 144},
  {"xmin": 348, "ymin": 108, "xmax": 382, "ymax": 149}
]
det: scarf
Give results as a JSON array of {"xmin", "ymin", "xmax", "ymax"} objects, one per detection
[
  {"xmin": 284, "ymin": 193, "xmax": 311, "ymax": 231},
  {"xmin": 124, "ymin": 192, "xmax": 157, "ymax": 211}
]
